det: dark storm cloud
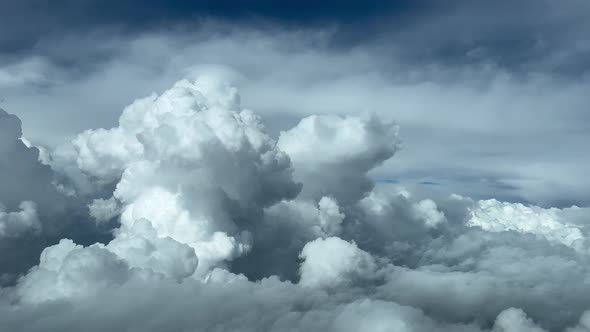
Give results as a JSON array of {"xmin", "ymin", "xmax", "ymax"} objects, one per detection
[
  {"xmin": 0, "ymin": 109, "xmax": 62, "ymax": 212},
  {"xmin": 0, "ymin": 109, "xmax": 112, "ymax": 285}
]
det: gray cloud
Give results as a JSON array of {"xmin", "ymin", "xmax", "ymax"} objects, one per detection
[{"xmin": 0, "ymin": 109, "xmax": 112, "ymax": 284}]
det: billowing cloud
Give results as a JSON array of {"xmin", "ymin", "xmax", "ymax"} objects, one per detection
[
  {"xmin": 299, "ymin": 237, "xmax": 377, "ymax": 289},
  {"xmin": 278, "ymin": 113, "xmax": 399, "ymax": 204},
  {"xmin": 0, "ymin": 109, "xmax": 60, "ymax": 211},
  {"xmin": 492, "ymin": 308, "xmax": 547, "ymax": 332},
  {"xmin": 61, "ymin": 76, "xmax": 301, "ymax": 275},
  {"xmin": 468, "ymin": 199, "xmax": 588, "ymax": 250}
]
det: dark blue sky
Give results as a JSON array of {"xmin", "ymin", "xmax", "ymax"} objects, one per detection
[
  {"xmin": 3, "ymin": 0, "xmax": 589, "ymax": 75},
  {"xmin": 2, "ymin": 0, "xmax": 421, "ymax": 25}
]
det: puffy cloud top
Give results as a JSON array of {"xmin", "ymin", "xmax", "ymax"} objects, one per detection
[
  {"xmin": 468, "ymin": 199, "xmax": 587, "ymax": 249},
  {"xmin": 278, "ymin": 114, "xmax": 399, "ymax": 204},
  {"xmin": 71, "ymin": 77, "xmax": 301, "ymax": 273},
  {"xmin": 299, "ymin": 237, "xmax": 377, "ymax": 289}
]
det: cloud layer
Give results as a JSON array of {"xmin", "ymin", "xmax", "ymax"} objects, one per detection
[{"xmin": 0, "ymin": 77, "xmax": 589, "ymax": 331}]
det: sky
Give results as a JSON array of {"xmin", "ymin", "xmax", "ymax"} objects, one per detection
[{"xmin": 1, "ymin": 1, "xmax": 590, "ymax": 332}]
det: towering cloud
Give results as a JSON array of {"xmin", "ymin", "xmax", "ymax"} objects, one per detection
[{"xmin": 69, "ymin": 77, "xmax": 302, "ymax": 274}]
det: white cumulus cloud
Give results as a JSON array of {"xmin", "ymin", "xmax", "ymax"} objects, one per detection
[{"xmin": 468, "ymin": 199, "xmax": 587, "ymax": 249}]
